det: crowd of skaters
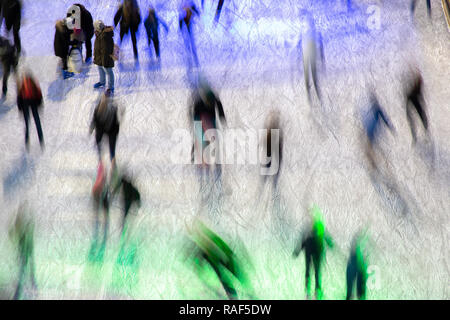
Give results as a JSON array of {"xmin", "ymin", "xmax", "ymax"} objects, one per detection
[{"xmin": 0, "ymin": 0, "xmax": 442, "ymax": 300}]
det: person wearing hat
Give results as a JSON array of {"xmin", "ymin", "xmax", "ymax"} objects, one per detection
[{"xmin": 93, "ymin": 20, "xmax": 115, "ymax": 92}]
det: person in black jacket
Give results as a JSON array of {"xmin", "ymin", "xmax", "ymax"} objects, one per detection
[
  {"xmin": 54, "ymin": 19, "xmax": 74, "ymax": 79},
  {"xmin": 0, "ymin": 0, "xmax": 22, "ymax": 54},
  {"xmin": 0, "ymin": 36, "xmax": 18, "ymax": 98},
  {"xmin": 17, "ymin": 72, "xmax": 44, "ymax": 151},
  {"xmin": 114, "ymin": 0, "xmax": 141, "ymax": 60},
  {"xmin": 293, "ymin": 208, "xmax": 334, "ymax": 300},
  {"xmin": 66, "ymin": 3, "xmax": 94, "ymax": 63},
  {"xmin": 179, "ymin": 0, "xmax": 200, "ymax": 68},
  {"xmin": 144, "ymin": 5, "xmax": 169, "ymax": 61},
  {"xmin": 89, "ymin": 89, "xmax": 120, "ymax": 169}
]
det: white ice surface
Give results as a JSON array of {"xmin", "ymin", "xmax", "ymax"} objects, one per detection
[{"xmin": 0, "ymin": 0, "xmax": 448, "ymax": 299}]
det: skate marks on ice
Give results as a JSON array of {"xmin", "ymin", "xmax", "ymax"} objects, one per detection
[
  {"xmin": 3, "ymin": 151, "xmax": 36, "ymax": 200},
  {"xmin": 46, "ymin": 66, "xmax": 91, "ymax": 102},
  {"xmin": 0, "ymin": 103, "xmax": 14, "ymax": 121},
  {"xmin": 367, "ymin": 164, "xmax": 422, "ymax": 237}
]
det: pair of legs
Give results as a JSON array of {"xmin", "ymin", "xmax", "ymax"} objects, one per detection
[
  {"xmin": 13, "ymin": 251, "xmax": 37, "ymax": 300},
  {"xmin": 120, "ymin": 26, "xmax": 138, "ymax": 59},
  {"xmin": 2, "ymin": 59, "xmax": 17, "ymax": 97},
  {"xmin": 346, "ymin": 257, "xmax": 367, "ymax": 300},
  {"xmin": 89, "ymin": 188, "xmax": 110, "ymax": 262},
  {"xmin": 97, "ymin": 66, "xmax": 115, "ymax": 91},
  {"xmin": 406, "ymin": 95, "xmax": 428, "ymax": 144},
  {"xmin": 305, "ymin": 252, "xmax": 322, "ymax": 299},
  {"xmin": 147, "ymin": 28, "xmax": 160, "ymax": 58},
  {"xmin": 95, "ymin": 130, "xmax": 118, "ymax": 163},
  {"xmin": 21, "ymin": 102, "xmax": 44, "ymax": 150}
]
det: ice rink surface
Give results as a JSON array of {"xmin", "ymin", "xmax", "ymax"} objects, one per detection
[{"xmin": 0, "ymin": 0, "xmax": 448, "ymax": 299}]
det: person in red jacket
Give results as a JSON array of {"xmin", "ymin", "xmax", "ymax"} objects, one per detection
[{"xmin": 17, "ymin": 72, "xmax": 44, "ymax": 151}]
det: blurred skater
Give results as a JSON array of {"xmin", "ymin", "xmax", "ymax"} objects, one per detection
[
  {"xmin": 214, "ymin": 0, "xmax": 225, "ymax": 24},
  {"xmin": 411, "ymin": 0, "xmax": 431, "ymax": 19},
  {"xmin": 54, "ymin": 19, "xmax": 74, "ymax": 79},
  {"xmin": 89, "ymin": 89, "xmax": 120, "ymax": 170},
  {"xmin": 144, "ymin": 5, "xmax": 169, "ymax": 62},
  {"xmin": 188, "ymin": 220, "xmax": 252, "ymax": 299},
  {"xmin": 362, "ymin": 93, "xmax": 396, "ymax": 171},
  {"xmin": 110, "ymin": 169, "xmax": 142, "ymax": 235},
  {"xmin": 9, "ymin": 204, "xmax": 37, "ymax": 300},
  {"xmin": 89, "ymin": 161, "xmax": 110, "ymax": 262},
  {"xmin": 297, "ymin": 11, "xmax": 325, "ymax": 105},
  {"xmin": 65, "ymin": 3, "xmax": 94, "ymax": 63},
  {"xmin": 17, "ymin": 72, "xmax": 44, "ymax": 151},
  {"xmin": 114, "ymin": 0, "xmax": 141, "ymax": 60},
  {"xmin": 0, "ymin": 36, "xmax": 18, "ymax": 99},
  {"xmin": 0, "ymin": 0, "xmax": 22, "ymax": 54},
  {"xmin": 190, "ymin": 79, "xmax": 226, "ymax": 193},
  {"xmin": 93, "ymin": 20, "xmax": 115, "ymax": 92},
  {"xmin": 346, "ymin": 231, "xmax": 369, "ymax": 300},
  {"xmin": 179, "ymin": 0, "xmax": 200, "ymax": 68},
  {"xmin": 405, "ymin": 71, "xmax": 430, "ymax": 145},
  {"xmin": 293, "ymin": 206, "xmax": 334, "ymax": 299}
]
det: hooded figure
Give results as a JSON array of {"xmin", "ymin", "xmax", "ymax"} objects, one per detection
[{"xmin": 0, "ymin": 0, "xmax": 22, "ymax": 53}]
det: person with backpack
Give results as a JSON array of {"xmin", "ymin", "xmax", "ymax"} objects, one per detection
[
  {"xmin": 0, "ymin": 36, "xmax": 18, "ymax": 99},
  {"xmin": 89, "ymin": 89, "xmax": 120, "ymax": 170},
  {"xmin": 114, "ymin": 0, "xmax": 141, "ymax": 60},
  {"xmin": 17, "ymin": 72, "xmax": 44, "ymax": 151},
  {"xmin": 93, "ymin": 20, "xmax": 115, "ymax": 92},
  {"xmin": 0, "ymin": 0, "xmax": 22, "ymax": 54},
  {"xmin": 144, "ymin": 5, "xmax": 169, "ymax": 62}
]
